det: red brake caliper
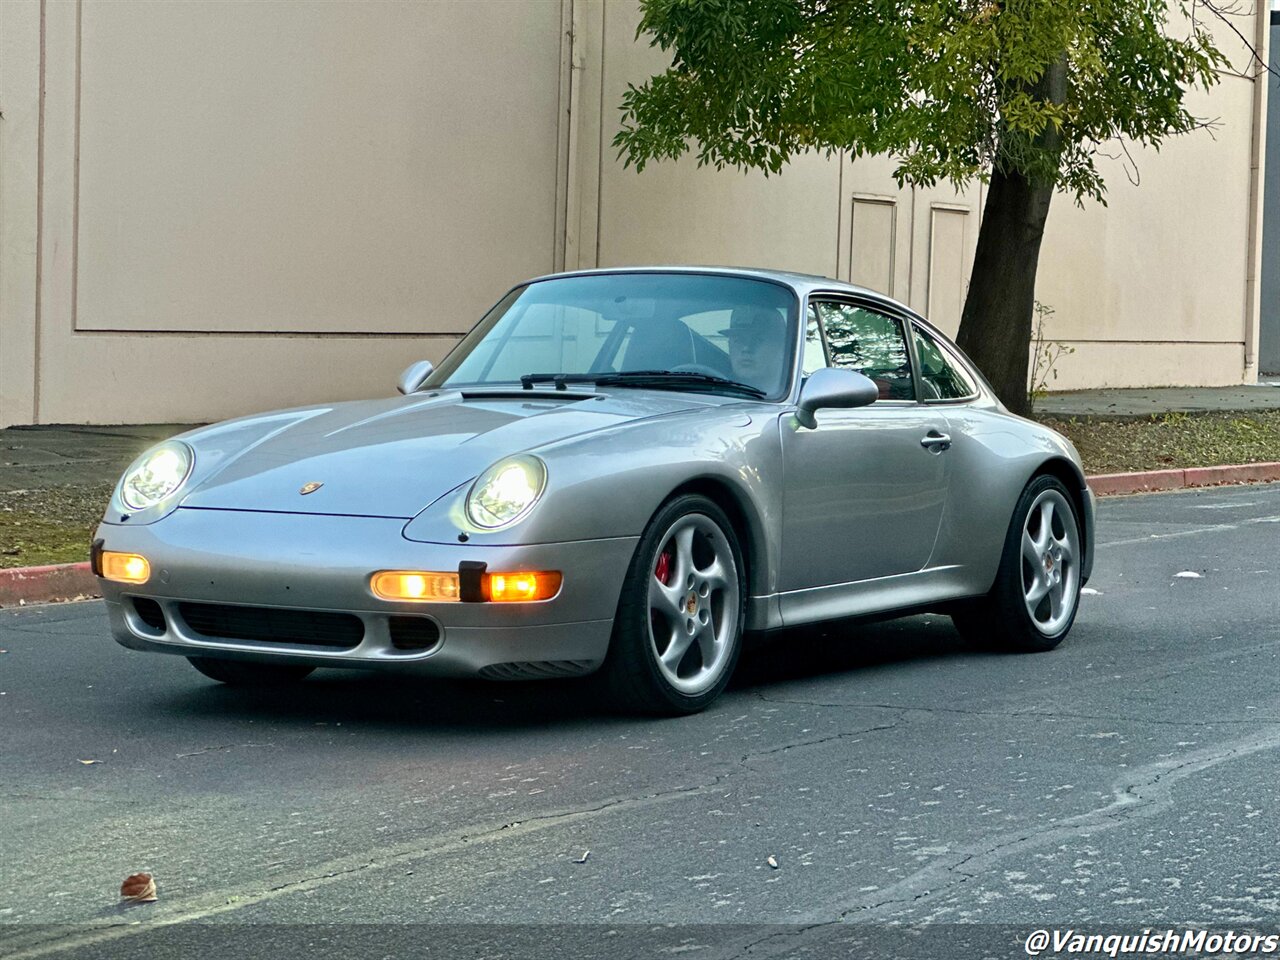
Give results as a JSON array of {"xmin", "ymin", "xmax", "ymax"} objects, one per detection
[{"xmin": 654, "ymin": 546, "xmax": 672, "ymax": 585}]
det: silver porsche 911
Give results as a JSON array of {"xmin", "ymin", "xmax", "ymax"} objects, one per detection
[{"xmin": 95, "ymin": 267, "xmax": 1094, "ymax": 714}]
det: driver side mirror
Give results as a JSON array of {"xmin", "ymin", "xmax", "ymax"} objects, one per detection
[
  {"xmin": 795, "ymin": 368, "xmax": 878, "ymax": 429},
  {"xmin": 397, "ymin": 360, "xmax": 435, "ymax": 395}
]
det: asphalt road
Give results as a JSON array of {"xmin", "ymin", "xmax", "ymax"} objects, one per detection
[{"xmin": 2, "ymin": 485, "xmax": 1279, "ymax": 959}]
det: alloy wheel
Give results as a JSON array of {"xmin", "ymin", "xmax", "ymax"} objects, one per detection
[
  {"xmin": 647, "ymin": 513, "xmax": 740, "ymax": 695},
  {"xmin": 1020, "ymin": 489, "xmax": 1079, "ymax": 635}
]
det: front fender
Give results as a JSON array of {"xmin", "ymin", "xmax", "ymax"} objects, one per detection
[{"xmin": 401, "ymin": 410, "xmax": 785, "ymax": 598}]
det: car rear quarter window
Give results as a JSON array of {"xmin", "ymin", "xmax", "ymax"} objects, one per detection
[{"xmin": 912, "ymin": 325, "xmax": 977, "ymax": 400}]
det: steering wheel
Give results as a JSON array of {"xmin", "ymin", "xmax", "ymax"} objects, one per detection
[{"xmin": 669, "ymin": 363, "xmax": 727, "ymax": 378}]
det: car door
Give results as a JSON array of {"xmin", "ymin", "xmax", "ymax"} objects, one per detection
[{"xmin": 778, "ymin": 297, "xmax": 952, "ymax": 593}]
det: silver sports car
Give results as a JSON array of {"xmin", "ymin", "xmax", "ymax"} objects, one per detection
[{"xmin": 95, "ymin": 267, "xmax": 1094, "ymax": 714}]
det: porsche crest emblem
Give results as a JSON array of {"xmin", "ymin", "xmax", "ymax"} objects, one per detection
[{"xmin": 299, "ymin": 482, "xmax": 324, "ymax": 495}]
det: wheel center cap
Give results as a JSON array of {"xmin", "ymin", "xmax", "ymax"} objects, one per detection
[{"xmin": 686, "ymin": 594, "xmax": 698, "ymax": 615}]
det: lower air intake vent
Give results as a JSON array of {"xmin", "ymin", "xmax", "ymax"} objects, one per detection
[
  {"xmin": 178, "ymin": 603, "xmax": 363, "ymax": 649},
  {"xmin": 131, "ymin": 597, "xmax": 167, "ymax": 631},
  {"xmin": 478, "ymin": 660, "xmax": 596, "ymax": 681},
  {"xmin": 388, "ymin": 616, "xmax": 441, "ymax": 651}
]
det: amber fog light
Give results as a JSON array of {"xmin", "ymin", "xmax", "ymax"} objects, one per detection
[
  {"xmin": 371, "ymin": 571, "xmax": 460, "ymax": 602},
  {"xmin": 101, "ymin": 552, "xmax": 151, "ymax": 584},
  {"xmin": 484, "ymin": 571, "xmax": 562, "ymax": 602}
]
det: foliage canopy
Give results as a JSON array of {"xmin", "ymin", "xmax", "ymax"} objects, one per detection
[{"xmin": 614, "ymin": 0, "xmax": 1227, "ymax": 203}]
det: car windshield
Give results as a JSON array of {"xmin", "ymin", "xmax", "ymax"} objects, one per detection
[{"xmin": 428, "ymin": 273, "xmax": 798, "ymax": 400}]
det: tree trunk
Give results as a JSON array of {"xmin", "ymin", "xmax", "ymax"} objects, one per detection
[
  {"xmin": 953, "ymin": 165, "xmax": 1055, "ymax": 418},
  {"xmin": 954, "ymin": 54, "xmax": 1067, "ymax": 419}
]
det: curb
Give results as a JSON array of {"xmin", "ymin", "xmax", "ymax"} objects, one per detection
[
  {"xmin": 3, "ymin": 461, "xmax": 1280, "ymax": 607},
  {"xmin": 0, "ymin": 562, "xmax": 98, "ymax": 608},
  {"xmin": 1087, "ymin": 461, "xmax": 1280, "ymax": 496}
]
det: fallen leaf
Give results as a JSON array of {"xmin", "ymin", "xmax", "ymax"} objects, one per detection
[
  {"xmin": 77, "ymin": 759, "xmax": 101, "ymax": 765},
  {"xmin": 120, "ymin": 873, "xmax": 157, "ymax": 903},
  {"xmin": 573, "ymin": 850, "xmax": 590, "ymax": 864},
  {"xmin": 1174, "ymin": 571, "xmax": 1203, "ymax": 579},
  {"xmin": 766, "ymin": 856, "xmax": 779, "ymax": 869}
]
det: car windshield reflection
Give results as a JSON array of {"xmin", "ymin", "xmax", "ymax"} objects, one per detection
[{"xmin": 431, "ymin": 273, "xmax": 798, "ymax": 400}]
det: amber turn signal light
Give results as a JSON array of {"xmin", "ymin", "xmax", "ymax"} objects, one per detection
[
  {"xmin": 371, "ymin": 571, "xmax": 461, "ymax": 602},
  {"xmin": 484, "ymin": 571, "xmax": 562, "ymax": 602},
  {"xmin": 370, "ymin": 569, "xmax": 562, "ymax": 603},
  {"xmin": 100, "ymin": 552, "xmax": 151, "ymax": 585}
]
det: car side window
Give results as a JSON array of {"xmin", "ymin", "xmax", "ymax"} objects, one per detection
[
  {"xmin": 912, "ymin": 325, "xmax": 977, "ymax": 400},
  {"xmin": 813, "ymin": 301, "xmax": 914, "ymax": 401},
  {"xmin": 802, "ymin": 303, "xmax": 827, "ymax": 377}
]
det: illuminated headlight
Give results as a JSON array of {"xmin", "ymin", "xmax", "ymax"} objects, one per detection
[
  {"xmin": 120, "ymin": 442, "xmax": 194, "ymax": 511},
  {"xmin": 465, "ymin": 455, "xmax": 547, "ymax": 529}
]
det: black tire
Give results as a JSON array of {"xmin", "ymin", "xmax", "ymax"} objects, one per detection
[
  {"xmin": 951, "ymin": 474, "xmax": 1082, "ymax": 653},
  {"xmin": 187, "ymin": 656, "xmax": 315, "ymax": 686},
  {"xmin": 597, "ymin": 494, "xmax": 747, "ymax": 715}
]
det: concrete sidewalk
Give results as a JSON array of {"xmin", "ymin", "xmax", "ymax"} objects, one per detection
[
  {"xmin": 1037, "ymin": 381, "xmax": 1280, "ymax": 417},
  {"xmin": 1, "ymin": 423, "xmax": 192, "ymax": 495}
]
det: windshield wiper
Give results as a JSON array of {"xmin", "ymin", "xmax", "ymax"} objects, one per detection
[
  {"xmin": 598, "ymin": 371, "xmax": 769, "ymax": 399},
  {"xmin": 520, "ymin": 370, "xmax": 767, "ymax": 399}
]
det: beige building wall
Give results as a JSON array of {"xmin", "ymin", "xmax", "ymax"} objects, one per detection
[
  {"xmin": 1, "ymin": 0, "xmax": 571, "ymax": 426},
  {"xmin": 1034, "ymin": 4, "xmax": 1271, "ymax": 389},
  {"xmin": 0, "ymin": 0, "xmax": 1270, "ymax": 426}
]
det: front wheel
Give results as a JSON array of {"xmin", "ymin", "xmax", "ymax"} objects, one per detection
[
  {"xmin": 597, "ymin": 494, "xmax": 746, "ymax": 715},
  {"xmin": 952, "ymin": 475, "xmax": 1082, "ymax": 652},
  {"xmin": 187, "ymin": 657, "xmax": 315, "ymax": 686}
]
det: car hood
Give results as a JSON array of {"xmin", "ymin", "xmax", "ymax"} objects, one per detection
[{"xmin": 178, "ymin": 389, "xmax": 721, "ymax": 518}]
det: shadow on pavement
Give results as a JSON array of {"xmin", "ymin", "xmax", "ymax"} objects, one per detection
[{"xmin": 139, "ymin": 615, "xmax": 980, "ymax": 732}]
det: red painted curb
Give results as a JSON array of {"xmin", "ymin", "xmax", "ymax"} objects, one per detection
[
  {"xmin": 0, "ymin": 562, "xmax": 100, "ymax": 607},
  {"xmin": 1087, "ymin": 468, "xmax": 1186, "ymax": 496},
  {"xmin": 1088, "ymin": 461, "xmax": 1280, "ymax": 496}
]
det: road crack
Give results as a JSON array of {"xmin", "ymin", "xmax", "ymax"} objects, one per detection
[
  {"xmin": 737, "ymin": 715, "xmax": 907, "ymax": 771},
  {"xmin": 174, "ymin": 742, "xmax": 273, "ymax": 759},
  {"xmin": 772, "ymin": 725, "xmax": 1280, "ymax": 929}
]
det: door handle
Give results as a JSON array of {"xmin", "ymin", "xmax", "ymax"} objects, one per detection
[{"xmin": 920, "ymin": 431, "xmax": 951, "ymax": 452}]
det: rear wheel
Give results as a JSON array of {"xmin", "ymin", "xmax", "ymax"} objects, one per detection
[
  {"xmin": 187, "ymin": 657, "xmax": 315, "ymax": 686},
  {"xmin": 951, "ymin": 475, "xmax": 1081, "ymax": 652},
  {"xmin": 598, "ymin": 494, "xmax": 746, "ymax": 715}
]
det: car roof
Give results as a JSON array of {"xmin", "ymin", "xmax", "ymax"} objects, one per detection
[{"xmin": 523, "ymin": 265, "xmax": 885, "ymax": 301}]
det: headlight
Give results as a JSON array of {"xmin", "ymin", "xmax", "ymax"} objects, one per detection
[
  {"xmin": 466, "ymin": 455, "xmax": 547, "ymax": 529},
  {"xmin": 120, "ymin": 441, "xmax": 194, "ymax": 511}
]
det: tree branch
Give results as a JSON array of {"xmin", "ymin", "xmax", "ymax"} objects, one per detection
[{"xmin": 1194, "ymin": 0, "xmax": 1280, "ymax": 82}]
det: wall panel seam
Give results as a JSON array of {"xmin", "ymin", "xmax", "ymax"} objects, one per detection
[
  {"xmin": 70, "ymin": 0, "xmax": 81, "ymax": 337},
  {"xmin": 33, "ymin": 0, "xmax": 47, "ymax": 423}
]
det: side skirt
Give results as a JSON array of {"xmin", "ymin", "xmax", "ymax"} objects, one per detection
[{"xmin": 776, "ymin": 565, "xmax": 980, "ymax": 630}]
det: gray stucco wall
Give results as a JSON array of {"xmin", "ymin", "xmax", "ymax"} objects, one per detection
[{"xmin": 1261, "ymin": 14, "xmax": 1280, "ymax": 374}]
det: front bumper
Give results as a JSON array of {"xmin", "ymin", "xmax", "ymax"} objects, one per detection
[{"xmin": 95, "ymin": 508, "xmax": 638, "ymax": 678}]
